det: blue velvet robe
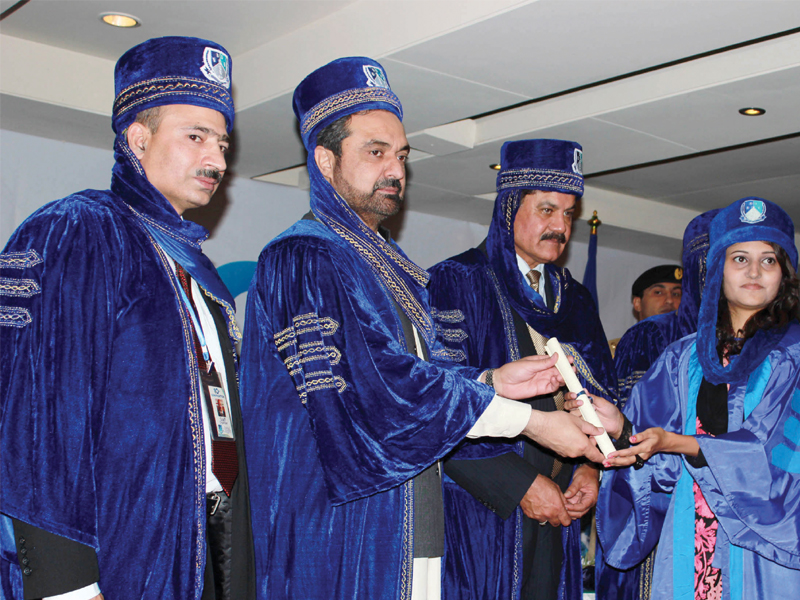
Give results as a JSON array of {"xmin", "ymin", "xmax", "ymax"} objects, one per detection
[
  {"xmin": 428, "ymin": 248, "xmax": 617, "ymax": 600},
  {"xmin": 240, "ymin": 219, "xmax": 496, "ymax": 599},
  {"xmin": 598, "ymin": 329, "xmax": 800, "ymax": 600},
  {"xmin": 0, "ymin": 147, "xmax": 245, "ymax": 598}
]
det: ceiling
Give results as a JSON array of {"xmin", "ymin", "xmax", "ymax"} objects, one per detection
[{"xmin": 2, "ymin": 0, "xmax": 800, "ymax": 258}]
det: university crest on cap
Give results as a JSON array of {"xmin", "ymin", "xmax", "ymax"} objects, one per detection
[
  {"xmin": 740, "ymin": 199, "xmax": 767, "ymax": 224},
  {"xmin": 572, "ymin": 148, "xmax": 583, "ymax": 175},
  {"xmin": 363, "ymin": 64, "xmax": 389, "ymax": 88},
  {"xmin": 201, "ymin": 47, "xmax": 231, "ymax": 89}
]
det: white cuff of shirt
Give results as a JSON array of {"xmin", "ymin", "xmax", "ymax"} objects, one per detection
[
  {"xmin": 45, "ymin": 583, "xmax": 101, "ymax": 600},
  {"xmin": 467, "ymin": 395, "xmax": 531, "ymax": 438}
]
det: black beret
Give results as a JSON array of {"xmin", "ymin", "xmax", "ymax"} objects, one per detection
[{"xmin": 632, "ymin": 265, "xmax": 683, "ymax": 297}]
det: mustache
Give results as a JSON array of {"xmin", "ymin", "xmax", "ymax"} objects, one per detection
[
  {"xmin": 196, "ymin": 168, "xmax": 222, "ymax": 183},
  {"xmin": 540, "ymin": 231, "xmax": 567, "ymax": 244},
  {"xmin": 373, "ymin": 178, "xmax": 402, "ymax": 193}
]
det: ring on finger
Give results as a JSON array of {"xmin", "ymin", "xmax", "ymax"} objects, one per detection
[{"xmin": 633, "ymin": 454, "xmax": 645, "ymax": 470}]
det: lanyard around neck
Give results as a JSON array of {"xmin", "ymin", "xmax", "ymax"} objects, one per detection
[{"xmin": 175, "ymin": 276, "xmax": 212, "ymax": 366}]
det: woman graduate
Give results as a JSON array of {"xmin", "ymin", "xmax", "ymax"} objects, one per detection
[{"xmin": 569, "ymin": 197, "xmax": 800, "ymax": 599}]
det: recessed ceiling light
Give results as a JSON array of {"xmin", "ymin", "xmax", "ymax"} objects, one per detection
[
  {"xmin": 99, "ymin": 12, "xmax": 141, "ymax": 28},
  {"xmin": 490, "ymin": 163, "xmax": 501, "ymax": 171},
  {"xmin": 738, "ymin": 107, "xmax": 766, "ymax": 116}
]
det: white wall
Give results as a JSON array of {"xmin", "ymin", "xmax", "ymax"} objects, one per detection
[{"xmin": 1, "ymin": 129, "xmax": 671, "ymax": 339}]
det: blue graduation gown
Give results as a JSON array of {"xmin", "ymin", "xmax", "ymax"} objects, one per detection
[
  {"xmin": 428, "ymin": 247, "xmax": 617, "ymax": 600},
  {"xmin": 240, "ymin": 219, "xmax": 495, "ymax": 600},
  {"xmin": 602, "ymin": 312, "xmax": 682, "ymax": 600},
  {"xmin": 598, "ymin": 329, "xmax": 800, "ymax": 600},
  {"xmin": 603, "ymin": 209, "xmax": 718, "ymax": 600}
]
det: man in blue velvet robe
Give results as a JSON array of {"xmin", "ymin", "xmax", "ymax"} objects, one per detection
[
  {"xmin": 0, "ymin": 37, "xmax": 254, "ymax": 600},
  {"xmin": 598, "ymin": 209, "xmax": 718, "ymax": 600},
  {"xmin": 240, "ymin": 58, "xmax": 605, "ymax": 600},
  {"xmin": 428, "ymin": 139, "xmax": 617, "ymax": 600}
]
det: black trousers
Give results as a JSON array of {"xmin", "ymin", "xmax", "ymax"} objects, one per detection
[
  {"xmin": 202, "ymin": 492, "xmax": 233, "ymax": 600},
  {"xmin": 519, "ymin": 436, "xmax": 572, "ymax": 600},
  {"xmin": 520, "ymin": 516, "xmax": 563, "ymax": 600}
]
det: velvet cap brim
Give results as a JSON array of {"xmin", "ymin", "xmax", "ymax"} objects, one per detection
[
  {"xmin": 113, "ymin": 36, "xmax": 234, "ymax": 134},
  {"xmin": 293, "ymin": 56, "xmax": 403, "ymax": 151},
  {"xmin": 496, "ymin": 139, "xmax": 584, "ymax": 197}
]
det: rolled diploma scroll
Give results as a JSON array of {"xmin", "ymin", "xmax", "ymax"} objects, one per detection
[{"xmin": 544, "ymin": 337, "xmax": 616, "ymax": 458}]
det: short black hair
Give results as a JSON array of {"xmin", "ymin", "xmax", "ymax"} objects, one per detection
[
  {"xmin": 133, "ymin": 106, "xmax": 163, "ymax": 134},
  {"xmin": 315, "ymin": 110, "xmax": 371, "ymax": 157}
]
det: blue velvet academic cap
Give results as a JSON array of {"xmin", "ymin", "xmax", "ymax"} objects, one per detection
[
  {"xmin": 697, "ymin": 197, "xmax": 798, "ymax": 384},
  {"xmin": 293, "ymin": 57, "xmax": 403, "ymax": 151},
  {"xmin": 496, "ymin": 139, "xmax": 584, "ymax": 197},
  {"xmin": 706, "ymin": 197, "xmax": 797, "ymax": 271},
  {"xmin": 113, "ymin": 36, "xmax": 234, "ymax": 134}
]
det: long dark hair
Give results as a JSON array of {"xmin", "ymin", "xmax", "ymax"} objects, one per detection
[{"xmin": 717, "ymin": 242, "xmax": 800, "ymax": 357}]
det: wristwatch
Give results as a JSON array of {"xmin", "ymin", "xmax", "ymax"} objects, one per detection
[{"xmin": 484, "ymin": 368, "xmax": 495, "ymax": 390}]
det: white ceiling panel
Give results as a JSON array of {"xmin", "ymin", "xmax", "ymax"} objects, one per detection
[
  {"xmin": 588, "ymin": 136, "xmax": 800, "ymax": 206},
  {"xmin": 596, "ymin": 65, "xmax": 800, "ymax": 152},
  {"xmin": 389, "ymin": 0, "xmax": 800, "ymax": 99},
  {"xmin": 506, "ymin": 118, "xmax": 695, "ymax": 174},
  {"xmin": 407, "ymin": 115, "xmax": 695, "ymax": 197},
  {"xmin": 382, "ymin": 58, "xmax": 529, "ymax": 133},
  {"xmin": 407, "ymin": 143, "xmax": 505, "ymax": 196},
  {"xmin": 0, "ymin": 0, "xmax": 356, "ymax": 59},
  {"xmin": 661, "ymin": 173, "xmax": 800, "ymax": 218}
]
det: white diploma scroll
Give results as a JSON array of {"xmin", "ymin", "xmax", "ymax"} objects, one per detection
[{"xmin": 544, "ymin": 337, "xmax": 616, "ymax": 458}]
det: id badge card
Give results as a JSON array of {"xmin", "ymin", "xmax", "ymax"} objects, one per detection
[{"xmin": 201, "ymin": 369, "xmax": 235, "ymax": 441}]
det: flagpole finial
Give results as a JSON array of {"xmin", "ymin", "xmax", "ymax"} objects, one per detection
[{"xmin": 588, "ymin": 210, "xmax": 602, "ymax": 235}]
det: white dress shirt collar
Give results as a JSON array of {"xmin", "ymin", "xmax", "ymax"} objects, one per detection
[{"xmin": 516, "ymin": 254, "xmax": 547, "ymax": 307}]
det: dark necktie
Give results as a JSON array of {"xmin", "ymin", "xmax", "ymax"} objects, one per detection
[
  {"xmin": 176, "ymin": 263, "xmax": 239, "ymax": 496},
  {"xmin": 525, "ymin": 270, "xmax": 563, "ymax": 478}
]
